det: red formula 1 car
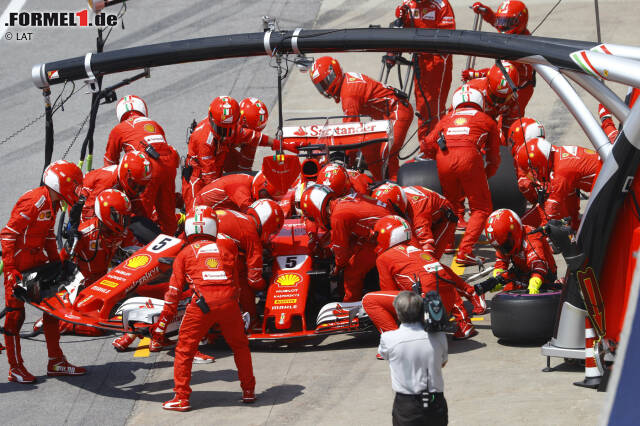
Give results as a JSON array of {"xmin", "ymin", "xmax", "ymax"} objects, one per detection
[{"xmin": 14, "ymin": 129, "xmax": 391, "ymax": 343}]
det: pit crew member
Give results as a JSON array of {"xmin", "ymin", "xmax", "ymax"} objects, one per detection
[
  {"xmin": 154, "ymin": 206, "xmax": 256, "ymax": 411},
  {"xmin": 515, "ymin": 138, "xmax": 602, "ymax": 228},
  {"xmin": 362, "ymin": 216, "xmax": 477, "ymax": 339},
  {"xmin": 420, "ymin": 84, "xmax": 500, "ymax": 265},
  {"xmin": 81, "ymin": 151, "xmax": 152, "ymax": 221},
  {"xmin": 104, "ymin": 95, "xmax": 179, "ymax": 235},
  {"xmin": 464, "ymin": 1, "xmax": 535, "ymax": 118},
  {"xmin": 216, "ymin": 199, "xmax": 284, "ymax": 325},
  {"xmin": 372, "ymin": 183, "xmax": 487, "ymax": 314},
  {"xmin": 392, "ymin": 0, "xmax": 456, "ymax": 137},
  {"xmin": 223, "ymin": 97, "xmax": 270, "ymax": 172},
  {"xmin": 506, "ymin": 117, "xmax": 545, "ymax": 203},
  {"xmin": 300, "ymin": 185, "xmax": 393, "ymax": 302},
  {"xmin": 309, "ymin": 56, "xmax": 414, "ymax": 180},
  {"xmin": 482, "ymin": 208, "xmax": 557, "ymax": 294},
  {"xmin": 1, "ymin": 160, "xmax": 86, "ymax": 383},
  {"xmin": 182, "ymin": 96, "xmax": 296, "ymax": 211}
]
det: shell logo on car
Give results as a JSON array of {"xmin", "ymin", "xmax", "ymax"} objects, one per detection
[
  {"xmin": 454, "ymin": 117, "xmax": 467, "ymax": 126},
  {"xmin": 126, "ymin": 254, "xmax": 151, "ymax": 269},
  {"xmin": 276, "ymin": 273, "xmax": 302, "ymax": 286},
  {"xmin": 206, "ymin": 258, "xmax": 219, "ymax": 269}
]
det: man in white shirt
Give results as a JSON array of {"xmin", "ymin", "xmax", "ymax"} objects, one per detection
[{"xmin": 379, "ymin": 291, "xmax": 448, "ymax": 426}]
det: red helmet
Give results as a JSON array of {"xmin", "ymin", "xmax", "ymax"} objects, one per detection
[
  {"xmin": 310, "ymin": 56, "xmax": 343, "ymax": 102},
  {"xmin": 116, "ymin": 95, "xmax": 148, "ymax": 122},
  {"xmin": 495, "ymin": 1, "xmax": 528, "ymax": 34},
  {"xmin": 208, "ymin": 96, "xmax": 240, "ymax": 138},
  {"xmin": 508, "ymin": 117, "xmax": 545, "ymax": 154},
  {"xmin": 487, "ymin": 62, "xmax": 520, "ymax": 105},
  {"xmin": 95, "ymin": 189, "xmax": 131, "ymax": 234},
  {"xmin": 372, "ymin": 215, "xmax": 412, "ymax": 255},
  {"xmin": 185, "ymin": 205, "xmax": 218, "ymax": 239},
  {"xmin": 484, "ymin": 209, "xmax": 524, "ymax": 255},
  {"xmin": 451, "ymin": 84, "xmax": 485, "ymax": 111},
  {"xmin": 247, "ymin": 199, "xmax": 284, "ymax": 241},
  {"xmin": 117, "ymin": 151, "xmax": 152, "ymax": 196},
  {"xmin": 239, "ymin": 97, "xmax": 269, "ymax": 131},
  {"xmin": 317, "ymin": 163, "xmax": 352, "ymax": 197},
  {"xmin": 251, "ymin": 171, "xmax": 281, "ymax": 200},
  {"xmin": 515, "ymin": 137, "xmax": 553, "ymax": 181},
  {"xmin": 372, "ymin": 182, "xmax": 407, "ymax": 213},
  {"xmin": 42, "ymin": 160, "xmax": 83, "ymax": 205},
  {"xmin": 300, "ymin": 184, "xmax": 336, "ymax": 229}
]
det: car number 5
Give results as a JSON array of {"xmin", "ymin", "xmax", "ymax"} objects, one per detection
[{"xmin": 285, "ymin": 256, "xmax": 297, "ymax": 268}]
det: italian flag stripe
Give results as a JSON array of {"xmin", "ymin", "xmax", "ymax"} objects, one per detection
[{"xmin": 571, "ymin": 52, "xmax": 600, "ymax": 78}]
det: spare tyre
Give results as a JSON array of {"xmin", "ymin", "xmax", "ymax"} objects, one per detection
[
  {"xmin": 488, "ymin": 146, "xmax": 527, "ymax": 216},
  {"xmin": 396, "ymin": 160, "xmax": 442, "ymax": 193},
  {"xmin": 397, "ymin": 147, "xmax": 526, "ymax": 215},
  {"xmin": 491, "ymin": 288, "xmax": 562, "ymax": 344}
]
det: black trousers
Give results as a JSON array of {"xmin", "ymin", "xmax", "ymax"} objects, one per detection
[{"xmin": 392, "ymin": 392, "xmax": 448, "ymax": 426}]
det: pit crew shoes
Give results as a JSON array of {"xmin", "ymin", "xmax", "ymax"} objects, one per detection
[
  {"xmin": 242, "ymin": 389, "xmax": 256, "ymax": 403},
  {"xmin": 112, "ymin": 334, "xmax": 137, "ymax": 352},
  {"xmin": 8, "ymin": 365, "xmax": 36, "ymax": 383},
  {"xmin": 149, "ymin": 335, "xmax": 177, "ymax": 352},
  {"xmin": 453, "ymin": 322, "xmax": 478, "ymax": 340},
  {"xmin": 193, "ymin": 351, "xmax": 215, "ymax": 364},
  {"xmin": 47, "ymin": 357, "xmax": 87, "ymax": 376},
  {"xmin": 162, "ymin": 396, "xmax": 191, "ymax": 412}
]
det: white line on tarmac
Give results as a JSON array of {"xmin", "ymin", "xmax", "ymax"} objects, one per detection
[{"xmin": 0, "ymin": 0, "xmax": 28, "ymax": 42}]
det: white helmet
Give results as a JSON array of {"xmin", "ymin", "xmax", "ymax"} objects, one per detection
[
  {"xmin": 452, "ymin": 84, "xmax": 484, "ymax": 111},
  {"xmin": 184, "ymin": 205, "xmax": 218, "ymax": 239},
  {"xmin": 116, "ymin": 95, "xmax": 148, "ymax": 122}
]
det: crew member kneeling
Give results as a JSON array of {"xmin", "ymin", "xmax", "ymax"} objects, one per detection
[
  {"xmin": 379, "ymin": 291, "xmax": 448, "ymax": 426},
  {"xmin": 154, "ymin": 205, "xmax": 256, "ymax": 411}
]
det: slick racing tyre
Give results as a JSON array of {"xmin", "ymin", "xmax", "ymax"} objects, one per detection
[
  {"xmin": 397, "ymin": 147, "xmax": 526, "ymax": 214},
  {"xmin": 396, "ymin": 160, "xmax": 442, "ymax": 193},
  {"xmin": 487, "ymin": 146, "xmax": 527, "ymax": 216},
  {"xmin": 491, "ymin": 288, "xmax": 562, "ymax": 344}
]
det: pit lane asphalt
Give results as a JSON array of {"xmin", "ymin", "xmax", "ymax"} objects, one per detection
[{"xmin": 0, "ymin": 0, "xmax": 636, "ymax": 424}]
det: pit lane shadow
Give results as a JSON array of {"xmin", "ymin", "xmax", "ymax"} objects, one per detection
[
  {"xmin": 447, "ymin": 337, "xmax": 487, "ymax": 354},
  {"xmin": 189, "ymin": 384, "xmax": 305, "ymax": 410}
]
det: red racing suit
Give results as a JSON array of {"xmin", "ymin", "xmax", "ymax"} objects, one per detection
[
  {"xmin": 80, "ymin": 165, "xmax": 148, "ymax": 220},
  {"xmin": 73, "ymin": 218, "xmax": 124, "ymax": 284},
  {"xmin": 329, "ymin": 194, "xmax": 393, "ymax": 302},
  {"xmin": 396, "ymin": 0, "xmax": 455, "ymax": 137},
  {"xmin": 421, "ymin": 106, "xmax": 500, "ymax": 257},
  {"xmin": 467, "ymin": 77, "xmax": 524, "ymax": 138},
  {"xmin": 0, "ymin": 186, "xmax": 65, "ymax": 368},
  {"xmin": 403, "ymin": 185, "xmax": 457, "ymax": 259},
  {"xmin": 362, "ymin": 243, "xmax": 471, "ymax": 332},
  {"xmin": 340, "ymin": 72, "xmax": 414, "ymax": 180},
  {"xmin": 194, "ymin": 174, "xmax": 254, "ymax": 213},
  {"xmin": 347, "ymin": 169, "xmax": 373, "ymax": 195},
  {"xmin": 494, "ymin": 225, "xmax": 557, "ymax": 289},
  {"xmin": 543, "ymin": 146, "xmax": 602, "ymax": 226},
  {"xmin": 216, "ymin": 209, "xmax": 265, "ymax": 320},
  {"xmin": 182, "ymin": 119, "xmax": 272, "ymax": 210},
  {"xmin": 158, "ymin": 236, "xmax": 255, "ymax": 400},
  {"xmin": 105, "ymin": 114, "xmax": 179, "ymax": 235}
]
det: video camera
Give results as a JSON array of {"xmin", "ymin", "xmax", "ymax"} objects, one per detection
[{"xmin": 412, "ymin": 276, "xmax": 451, "ymax": 333}]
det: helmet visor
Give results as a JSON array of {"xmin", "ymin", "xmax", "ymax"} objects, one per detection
[
  {"xmin": 209, "ymin": 113, "xmax": 233, "ymax": 138},
  {"xmin": 495, "ymin": 16, "xmax": 519, "ymax": 33},
  {"xmin": 127, "ymin": 176, "xmax": 147, "ymax": 194},
  {"xmin": 110, "ymin": 207, "xmax": 129, "ymax": 231},
  {"xmin": 314, "ymin": 67, "xmax": 337, "ymax": 98},
  {"xmin": 498, "ymin": 236, "xmax": 516, "ymax": 254}
]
